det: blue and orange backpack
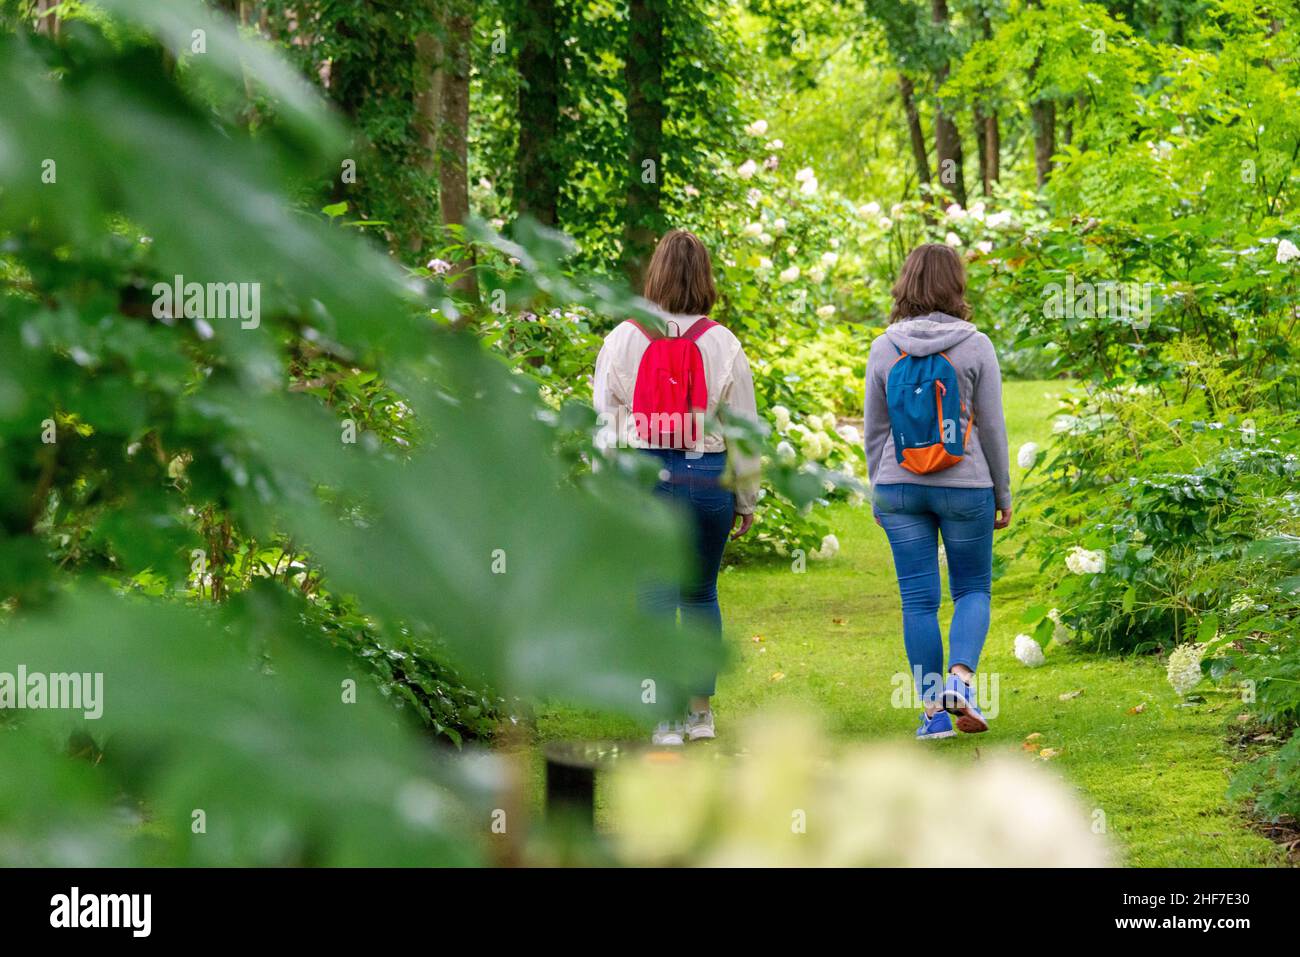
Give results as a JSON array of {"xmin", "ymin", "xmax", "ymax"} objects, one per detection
[{"xmin": 884, "ymin": 342, "xmax": 973, "ymax": 473}]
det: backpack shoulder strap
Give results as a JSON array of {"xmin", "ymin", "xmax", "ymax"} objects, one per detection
[
  {"xmin": 626, "ymin": 319, "xmax": 654, "ymax": 339},
  {"xmin": 681, "ymin": 317, "xmax": 717, "ymax": 343}
]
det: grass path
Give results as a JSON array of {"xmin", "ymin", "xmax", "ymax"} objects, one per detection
[{"xmin": 528, "ymin": 381, "xmax": 1281, "ymax": 866}]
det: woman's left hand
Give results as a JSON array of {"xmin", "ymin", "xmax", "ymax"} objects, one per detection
[{"xmin": 731, "ymin": 512, "xmax": 754, "ymax": 540}]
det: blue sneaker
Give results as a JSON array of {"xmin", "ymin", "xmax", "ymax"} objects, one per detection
[
  {"xmin": 941, "ymin": 674, "xmax": 989, "ymax": 733},
  {"xmin": 916, "ymin": 710, "xmax": 956, "ymax": 740}
]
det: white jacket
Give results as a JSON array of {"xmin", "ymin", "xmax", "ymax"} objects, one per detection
[{"xmin": 593, "ymin": 313, "xmax": 761, "ymax": 514}]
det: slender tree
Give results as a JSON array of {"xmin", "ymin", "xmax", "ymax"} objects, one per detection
[
  {"xmin": 436, "ymin": 5, "xmax": 478, "ymax": 302},
  {"xmin": 930, "ymin": 0, "xmax": 965, "ymax": 205},
  {"xmin": 898, "ymin": 73, "xmax": 932, "ymax": 186},
  {"xmin": 622, "ymin": 0, "xmax": 668, "ymax": 286},
  {"xmin": 515, "ymin": 0, "xmax": 562, "ymax": 226},
  {"xmin": 975, "ymin": 0, "xmax": 999, "ymax": 194},
  {"xmin": 1027, "ymin": 0, "xmax": 1055, "ymax": 186},
  {"xmin": 867, "ymin": 1, "xmax": 933, "ymax": 192}
]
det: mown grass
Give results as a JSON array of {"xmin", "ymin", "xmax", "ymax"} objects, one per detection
[{"xmin": 520, "ymin": 381, "xmax": 1282, "ymax": 866}]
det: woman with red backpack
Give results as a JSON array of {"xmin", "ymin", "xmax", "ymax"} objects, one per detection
[
  {"xmin": 864, "ymin": 243, "xmax": 1012, "ymax": 740},
  {"xmin": 593, "ymin": 229, "xmax": 760, "ymax": 746}
]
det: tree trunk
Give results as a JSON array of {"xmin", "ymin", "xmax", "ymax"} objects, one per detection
[
  {"xmin": 1031, "ymin": 97, "xmax": 1055, "ymax": 187},
  {"xmin": 978, "ymin": 2, "xmax": 998, "ymax": 194},
  {"xmin": 1027, "ymin": 0, "xmax": 1054, "ymax": 187},
  {"xmin": 515, "ymin": 0, "xmax": 561, "ymax": 226},
  {"xmin": 931, "ymin": 0, "xmax": 966, "ymax": 206},
  {"xmin": 983, "ymin": 112, "xmax": 999, "ymax": 192},
  {"xmin": 411, "ymin": 22, "xmax": 442, "ymax": 253},
  {"xmin": 898, "ymin": 73, "xmax": 931, "ymax": 186},
  {"xmin": 436, "ymin": 8, "xmax": 478, "ymax": 303},
  {"xmin": 622, "ymin": 0, "xmax": 667, "ymax": 288},
  {"xmin": 35, "ymin": 0, "xmax": 59, "ymax": 34}
]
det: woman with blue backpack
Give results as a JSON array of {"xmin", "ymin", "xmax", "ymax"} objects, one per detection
[
  {"xmin": 593, "ymin": 229, "xmax": 760, "ymax": 746},
  {"xmin": 864, "ymin": 243, "xmax": 1012, "ymax": 740}
]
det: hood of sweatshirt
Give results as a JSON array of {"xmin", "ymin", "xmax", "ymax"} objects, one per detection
[{"xmin": 884, "ymin": 312, "xmax": 978, "ymax": 357}]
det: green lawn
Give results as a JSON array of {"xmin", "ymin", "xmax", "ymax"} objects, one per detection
[{"xmin": 522, "ymin": 381, "xmax": 1282, "ymax": 866}]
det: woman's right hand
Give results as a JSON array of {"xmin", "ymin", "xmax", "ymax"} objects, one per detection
[{"xmin": 994, "ymin": 507, "xmax": 1012, "ymax": 530}]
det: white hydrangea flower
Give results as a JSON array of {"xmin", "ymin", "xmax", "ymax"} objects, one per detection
[
  {"xmin": 820, "ymin": 251, "xmax": 838, "ymax": 266},
  {"xmin": 986, "ymin": 210, "xmax": 1012, "ymax": 228},
  {"xmin": 1277, "ymin": 238, "xmax": 1300, "ymax": 263},
  {"xmin": 812, "ymin": 534, "xmax": 840, "ymax": 560},
  {"xmin": 775, "ymin": 440, "xmax": 796, "ymax": 463},
  {"xmin": 1065, "ymin": 547, "xmax": 1106, "ymax": 575},
  {"xmin": 758, "ymin": 256, "xmax": 773, "ymax": 271},
  {"xmin": 800, "ymin": 176, "xmax": 819, "ymax": 196},
  {"xmin": 737, "ymin": 159, "xmax": 758, "ymax": 180},
  {"xmin": 771, "ymin": 404, "xmax": 791, "ymax": 431},
  {"xmin": 758, "ymin": 233, "xmax": 773, "ymax": 245},
  {"xmin": 771, "ymin": 217, "xmax": 787, "ymax": 235},
  {"xmin": 945, "ymin": 203, "xmax": 966, "ymax": 220},
  {"xmin": 746, "ymin": 188, "xmax": 762, "ymax": 206},
  {"xmin": 794, "ymin": 166, "xmax": 815, "ymax": 182},
  {"xmin": 1015, "ymin": 634, "xmax": 1046, "ymax": 667},
  {"xmin": 1166, "ymin": 644, "xmax": 1204, "ymax": 696},
  {"xmin": 878, "ymin": 216, "xmax": 893, "ymax": 231},
  {"xmin": 779, "ymin": 265, "xmax": 801, "ymax": 283},
  {"xmin": 766, "ymin": 138, "xmax": 784, "ymax": 150},
  {"xmin": 975, "ymin": 241, "xmax": 994, "ymax": 255},
  {"xmin": 426, "ymin": 258, "xmax": 452, "ymax": 275},
  {"xmin": 801, "ymin": 431, "xmax": 832, "ymax": 461},
  {"xmin": 816, "ymin": 304, "xmax": 836, "ymax": 319},
  {"xmin": 742, "ymin": 221, "xmax": 763, "ymax": 238},
  {"xmin": 968, "ymin": 201, "xmax": 986, "ymax": 220},
  {"xmin": 1017, "ymin": 441, "xmax": 1040, "ymax": 469},
  {"xmin": 857, "ymin": 201, "xmax": 881, "ymax": 219},
  {"xmin": 1047, "ymin": 608, "xmax": 1072, "ymax": 645},
  {"xmin": 806, "ymin": 414, "xmax": 824, "ymax": 432},
  {"xmin": 744, "ymin": 119, "xmax": 769, "ymax": 137},
  {"xmin": 944, "ymin": 231, "xmax": 963, "ymax": 247},
  {"xmin": 809, "ymin": 266, "xmax": 827, "ymax": 283},
  {"xmin": 835, "ymin": 423, "xmax": 861, "ymax": 445}
]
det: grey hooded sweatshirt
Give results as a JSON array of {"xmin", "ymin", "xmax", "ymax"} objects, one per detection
[{"xmin": 863, "ymin": 312, "xmax": 1011, "ymax": 511}]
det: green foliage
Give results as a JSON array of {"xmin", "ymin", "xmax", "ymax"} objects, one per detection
[{"xmin": 0, "ymin": 1, "xmax": 736, "ymax": 864}]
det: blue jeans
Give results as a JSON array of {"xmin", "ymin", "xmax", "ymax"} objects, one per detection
[
  {"xmin": 873, "ymin": 483, "xmax": 994, "ymax": 704},
  {"xmin": 641, "ymin": 449, "xmax": 734, "ymax": 697}
]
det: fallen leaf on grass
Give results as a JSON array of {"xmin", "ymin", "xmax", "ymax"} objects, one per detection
[
  {"xmin": 751, "ymin": 634, "xmax": 764, "ymax": 643},
  {"xmin": 1236, "ymin": 713, "xmax": 1251, "ymax": 723},
  {"xmin": 769, "ymin": 671, "xmax": 785, "ymax": 682},
  {"xmin": 1038, "ymin": 748, "xmax": 1062, "ymax": 760},
  {"xmin": 1059, "ymin": 689, "xmax": 1084, "ymax": 701},
  {"xmin": 832, "ymin": 617, "xmax": 846, "ymax": 625},
  {"xmin": 1127, "ymin": 703, "xmax": 1146, "ymax": 715}
]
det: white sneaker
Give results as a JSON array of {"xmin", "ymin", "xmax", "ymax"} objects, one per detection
[
  {"xmin": 651, "ymin": 721, "xmax": 685, "ymax": 746},
  {"xmin": 685, "ymin": 710, "xmax": 716, "ymax": 741}
]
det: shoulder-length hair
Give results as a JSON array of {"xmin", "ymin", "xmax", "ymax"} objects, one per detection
[
  {"xmin": 889, "ymin": 243, "xmax": 970, "ymax": 322},
  {"xmin": 642, "ymin": 229, "xmax": 717, "ymax": 315}
]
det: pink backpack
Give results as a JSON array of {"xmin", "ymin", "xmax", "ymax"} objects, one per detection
[{"xmin": 627, "ymin": 317, "xmax": 718, "ymax": 448}]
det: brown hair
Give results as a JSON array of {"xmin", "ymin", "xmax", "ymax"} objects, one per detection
[
  {"xmin": 889, "ymin": 243, "xmax": 971, "ymax": 322},
  {"xmin": 641, "ymin": 229, "xmax": 717, "ymax": 315}
]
